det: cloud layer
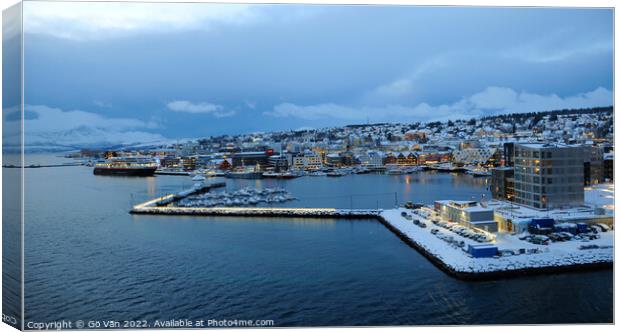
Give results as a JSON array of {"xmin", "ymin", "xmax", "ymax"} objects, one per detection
[
  {"xmin": 23, "ymin": 2, "xmax": 260, "ymax": 40},
  {"xmin": 265, "ymin": 86, "xmax": 613, "ymax": 123},
  {"xmin": 167, "ymin": 100, "xmax": 235, "ymax": 117},
  {"xmin": 22, "ymin": 4, "xmax": 612, "ymax": 137}
]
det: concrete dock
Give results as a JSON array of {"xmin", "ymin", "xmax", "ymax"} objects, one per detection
[{"xmin": 130, "ymin": 194, "xmax": 613, "ymax": 280}]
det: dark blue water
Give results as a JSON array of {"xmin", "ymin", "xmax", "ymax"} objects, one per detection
[{"xmin": 21, "ymin": 154, "xmax": 612, "ymax": 326}]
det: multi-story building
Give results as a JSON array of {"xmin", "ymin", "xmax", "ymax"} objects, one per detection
[
  {"xmin": 396, "ymin": 152, "xmax": 417, "ymax": 165},
  {"xmin": 503, "ymin": 142, "xmax": 515, "ymax": 167},
  {"xmin": 513, "ymin": 143, "xmax": 584, "ymax": 209},
  {"xmin": 490, "ymin": 167, "xmax": 514, "ymax": 201},
  {"xmin": 434, "ymin": 200, "xmax": 498, "ymax": 233},
  {"xmin": 452, "ymin": 147, "xmax": 498, "ymax": 165},
  {"xmin": 292, "ymin": 153, "xmax": 323, "ymax": 170},
  {"xmin": 268, "ymin": 154, "xmax": 289, "ymax": 172},
  {"xmin": 232, "ymin": 150, "xmax": 274, "ymax": 169},
  {"xmin": 358, "ymin": 151, "xmax": 384, "ymax": 167},
  {"xmin": 604, "ymin": 153, "xmax": 613, "ymax": 181},
  {"xmin": 583, "ymin": 145, "xmax": 604, "ymax": 185}
]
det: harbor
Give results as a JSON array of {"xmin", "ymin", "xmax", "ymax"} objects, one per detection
[
  {"xmin": 10, "ymin": 2, "xmax": 615, "ymax": 326},
  {"xmin": 21, "ymin": 153, "xmax": 614, "ymax": 324},
  {"xmin": 130, "ymin": 185, "xmax": 614, "ymax": 280}
]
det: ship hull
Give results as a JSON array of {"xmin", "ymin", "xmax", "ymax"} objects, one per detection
[
  {"xmin": 226, "ymin": 172, "xmax": 263, "ymax": 179},
  {"xmin": 93, "ymin": 167, "xmax": 157, "ymax": 176}
]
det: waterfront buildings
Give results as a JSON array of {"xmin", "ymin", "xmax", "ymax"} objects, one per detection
[
  {"xmin": 268, "ymin": 154, "xmax": 290, "ymax": 171},
  {"xmin": 452, "ymin": 147, "xmax": 499, "ymax": 165},
  {"xmin": 489, "ymin": 187, "xmax": 613, "ymax": 233},
  {"xmin": 232, "ymin": 150, "xmax": 274, "ymax": 169},
  {"xmin": 513, "ymin": 143, "xmax": 585, "ymax": 209},
  {"xmin": 292, "ymin": 152, "xmax": 322, "ymax": 170},
  {"xmin": 434, "ymin": 200, "xmax": 499, "ymax": 232}
]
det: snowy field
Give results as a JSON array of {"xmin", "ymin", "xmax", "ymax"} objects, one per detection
[{"xmin": 380, "ymin": 208, "xmax": 613, "ymax": 274}]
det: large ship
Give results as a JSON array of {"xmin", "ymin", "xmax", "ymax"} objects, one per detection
[{"xmin": 93, "ymin": 157, "xmax": 158, "ymax": 176}]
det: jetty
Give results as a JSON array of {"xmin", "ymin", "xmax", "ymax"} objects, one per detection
[
  {"xmin": 134, "ymin": 181, "xmax": 226, "ymax": 208},
  {"xmin": 131, "ymin": 205, "xmax": 380, "ymax": 218},
  {"xmin": 130, "ymin": 194, "xmax": 613, "ymax": 280},
  {"xmin": 3, "ymin": 163, "xmax": 84, "ymax": 168}
]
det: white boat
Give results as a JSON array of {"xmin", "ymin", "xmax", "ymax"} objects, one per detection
[
  {"xmin": 192, "ymin": 175, "xmax": 206, "ymax": 181},
  {"xmin": 386, "ymin": 168, "xmax": 404, "ymax": 175},
  {"xmin": 467, "ymin": 168, "xmax": 492, "ymax": 177}
]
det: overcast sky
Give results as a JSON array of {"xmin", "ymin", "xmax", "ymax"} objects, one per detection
[{"xmin": 17, "ymin": 1, "xmax": 613, "ymax": 147}]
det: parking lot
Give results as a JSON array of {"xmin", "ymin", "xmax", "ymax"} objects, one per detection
[{"xmin": 398, "ymin": 207, "xmax": 614, "ymax": 258}]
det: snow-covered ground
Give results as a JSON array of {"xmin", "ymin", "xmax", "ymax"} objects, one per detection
[
  {"xmin": 585, "ymin": 183, "xmax": 614, "ymax": 215},
  {"xmin": 380, "ymin": 208, "xmax": 613, "ymax": 274}
]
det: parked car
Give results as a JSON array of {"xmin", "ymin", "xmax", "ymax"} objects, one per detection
[
  {"xmin": 401, "ymin": 211, "xmax": 408, "ymax": 217},
  {"xmin": 530, "ymin": 235, "xmax": 550, "ymax": 245},
  {"xmin": 596, "ymin": 223, "xmax": 610, "ymax": 232},
  {"xmin": 419, "ymin": 222, "xmax": 427, "ymax": 228},
  {"xmin": 590, "ymin": 224, "xmax": 603, "ymax": 233},
  {"xmin": 431, "ymin": 229, "xmax": 439, "ymax": 235}
]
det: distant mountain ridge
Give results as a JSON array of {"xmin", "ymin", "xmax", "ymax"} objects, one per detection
[{"xmin": 10, "ymin": 105, "xmax": 613, "ymax": 153}]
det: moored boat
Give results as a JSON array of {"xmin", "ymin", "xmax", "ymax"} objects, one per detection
[
  {"xmin": 93, "ymin": 157, "xmax": 158, "ymax": 176},
  {"xmin": 227, "ymin": 167, "xmax": 263, "ymax": 179}
]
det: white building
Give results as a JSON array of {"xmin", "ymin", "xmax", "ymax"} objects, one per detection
[
  {"xmin": 452, "ymin": 147, "xmax": 498, "ymax": 165},
  {"xmin": 434, "ymin": 200, "xmax": 498, "ymax": 233}
]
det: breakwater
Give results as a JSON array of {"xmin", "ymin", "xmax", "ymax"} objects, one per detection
[{"xmin": 130, "ymin": 194, "xmax": 613, "ymax": 281}]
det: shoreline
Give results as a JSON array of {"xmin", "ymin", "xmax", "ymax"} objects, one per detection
[
  {"xmin": 374, "ymin": 214, "xmax": 613, "ymax": 281},
  {"xmin": 130, "ymin": 204, "xmax": 613, "ymax": 280}
]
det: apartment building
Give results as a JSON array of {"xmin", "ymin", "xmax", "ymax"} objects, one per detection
[{"xmin": 513, "ymin": 143, "xmax": 584, "ymax": 209}]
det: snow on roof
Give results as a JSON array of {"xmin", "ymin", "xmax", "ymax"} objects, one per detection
[
  {"xmin": 463, "ymin": 206, "xmax": 493, "ymax": 212},
  {"xmin": 491, "ymin": 199, "xmax": 610, "ymax": 222},
  {"xmin": 469, "ymin": 244, "xmax": 498, "ymax": 249}
]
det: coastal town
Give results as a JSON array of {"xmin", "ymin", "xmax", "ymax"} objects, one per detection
[
  {"xmin": 78, "ymin": 106, "xmax": 613, "ymax": 180},
  {"xmin": 71, "ymin": 106, "xmax": 616, "ymax": 278}
]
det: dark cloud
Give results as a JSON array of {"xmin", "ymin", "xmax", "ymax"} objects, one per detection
[{"xmin": 23, "ymin": 3, "xmax": 613, "ymax": 141}]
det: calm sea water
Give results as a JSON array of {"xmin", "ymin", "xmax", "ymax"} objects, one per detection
[{"xmin": 19, "ymin": 154, "xmax": 612, "ymax": 326}]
